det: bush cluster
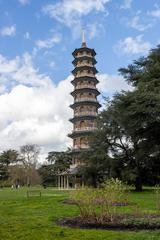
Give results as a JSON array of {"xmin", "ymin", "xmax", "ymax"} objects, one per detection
[{"xmin": 71, "ymin": 178, "xmax": 129, "ymax": 223}]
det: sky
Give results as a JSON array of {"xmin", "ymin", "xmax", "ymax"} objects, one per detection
[{"xmin": 0, "ymin": 0, "xmax": 160, "ymax": 161}]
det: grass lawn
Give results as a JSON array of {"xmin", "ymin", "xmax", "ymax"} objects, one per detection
[{"xmin": 0, "ymin": 187, "xmax": 160, "ymax": 240}]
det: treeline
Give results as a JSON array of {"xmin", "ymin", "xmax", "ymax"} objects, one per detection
[
  {"xmin": 0, "ymin": 145, "xmax": 41, "ymax": 187},
  {"xmin": 0, "ymin": 145, "xmax": 72, "ymax": 187}
]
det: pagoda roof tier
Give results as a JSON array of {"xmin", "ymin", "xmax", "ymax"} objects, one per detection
[
  {"xmin": 68, "ymin": 128, "xmax": 96, "ymax": 139},
  {"xmin": 70, "ymin": 101, "xmax": 101, "ymax": 109},
  {"xmin": 72, "ymin": 47, "xmax": 96, "ymax": 57},
  {"xmin": 71, "ymin": 76, "xmax": 99, "ymax": 85},
  {"xmin": 70, "ymin": 148, "xmax": 90, "ymax": 155},
  {"xmin": 72, "ymin": 56, "xmax": 97, "ymax": 66},
  {"xmin": 72, "ymin": 66, "xmax": 98, "ymax": 75},
  {"xmin": 71, "ymin": 88, "xmax": 100, "ymax": 97},
  {"xmin": 69, "ymin": 115, "xmax": 97, "ymax": 123}
]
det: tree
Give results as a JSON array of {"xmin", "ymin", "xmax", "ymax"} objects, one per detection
[
  {"xmin": 20, "ymin": 144, "xmax": 40, "ymax": 186},
  {"xmin": 0, "ymin": 149, "xmax": 19, "ymax": 185},
  {"xmin": 117, "ymin": 46, "xmax": 160, "ymax": 190},
  {"xmin": 79, "ymin": 132, "xmax": 112, "ymax": 188},
  {"xmin": 47, "ymin": 149, "xmax": 72, "ymax": 174},
  {"xmin": 82, "ymin": 46, "xmax": 160, "ymax": 191},
  {"xmin": 38, "ymin": 164, "xmax": 56, "ymax": 186}
]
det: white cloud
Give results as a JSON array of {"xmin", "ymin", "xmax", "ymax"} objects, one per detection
[
  {"xmin": 128, "ymin": 15, "xmax": 152, "ymax": 31},
  {"xmin": 121, "ymin": 0, "xmax": 132, "ymax": 9},
  {"xmin": 0, "ymin": 53, "xmax": 73, "ymax": 158},
  {"xmin": 0, "ymin": 25, "xmax": 16, "ymax": 37},
  {"xmin": 0, "ymin": 85, "xmax": 6, "ymax": 94},
  {"xmin": 35, "ymin": 34, "xmax": 61, "ymax": 49},
  {"xmin": 0, "ymin": 53, "xmax": 52, "ymax": 87},
  {"xmin": 87, "ymin": 23, "xmax": 105, "ymax": 39},
  {"xmin": 42, "ymin": 0, "xmax": 110, "ymax": 38},
  {"xmin": 24, "ymin": 32, "xmax": 30, "ymax": 39},
  {"xmin": 0, "ymin": 52, "xmax": 133, "ymax": 160},
  {"xmin": 18, "ymin": 0, "xmax": 30, "ymax": 5},
  {"xmin": 98, "ymin": 74, "xmax": 132, "ymax": 94},
  {"xmin": 148, "ymin": 6, "xmax": 160, "ymax": 19},
  {"xmin": 115, "ymin": 35, "xmax": 151, "ymax": 55}
]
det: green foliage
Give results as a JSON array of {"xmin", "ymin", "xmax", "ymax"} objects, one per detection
[
  {"xmin": 82, "ymin": 46, "xmax": 160, "ymax": 191},
  {"xmin": 98, "ymin": 178, "xmax": 129, "ymax": 222},
  {"xmin": 47, "ymin": 149, "xmax": 72, "ymax": 174},
  {"xmin": 71, "ymin": 187, "xmax": 98, "ymax": 220},
  {"xmin": 154, "ymin": 185, "xmax": 160, "ymax": 213},
  {"xmin": 0, "ymin": 149, "xmax": 19, "ymax": 184},
  {"xmin": 71, "ymin": 178, "xmax": 129, "ymax": 223},
  {"xmin": 38, "ymin": 164, "xmax": 56, "ymax": 186}
]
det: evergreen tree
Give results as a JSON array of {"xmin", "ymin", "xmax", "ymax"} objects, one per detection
[{"xmin": 82, "ymin": 46, "xmax": 160, "ymax": 191}]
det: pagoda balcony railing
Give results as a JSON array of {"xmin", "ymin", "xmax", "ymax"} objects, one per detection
[
  {"xmin": 75, "ymin": 85, "xmax": 96, "ymax": 89},
  {"xmin": 76, "ymin": 53, "xmax": 92, "ymax": 57},
  {"xmin": 75, "ymin": 111, "xmax": 98, "ymax": 116},
  {"xmin": 76, "ymin": 73, "xmax": 95, "ymax": 78},
  {"xmin": 75, "ymin": 98, "xmax": 97, "ymax": 102},
  {"xmin": 76, "ymin": 62, "xmax": 93, "ymax": 67},
  {"xmin": 73, "ymin": 127, "xmax": 97, "ymax": 132},
  {"xmin": 73, "ymin": 145, "xmax": 89, "ymax": 149}
]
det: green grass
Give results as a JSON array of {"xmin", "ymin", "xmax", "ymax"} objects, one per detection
[{"xmin": 0, "ymin": 187, "xmax": 160, "ymax": 240}]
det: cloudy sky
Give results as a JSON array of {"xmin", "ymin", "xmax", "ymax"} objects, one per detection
[{"xmin": 0, "ymin": 0, "xmax": 160, "ymax": 160}]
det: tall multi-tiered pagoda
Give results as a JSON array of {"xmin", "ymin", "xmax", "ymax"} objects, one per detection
[{"xmin": 58, "ymin": 32, "xmax": 101, "ymax": 188}]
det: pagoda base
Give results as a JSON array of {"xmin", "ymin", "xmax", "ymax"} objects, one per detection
[{"xmin": 57, "ymin": 173, "xmax": 84, "ymax": 189}]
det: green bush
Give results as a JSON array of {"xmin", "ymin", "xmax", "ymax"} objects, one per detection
[
  {"xmin": 155, "ymin": 185, "xmax": 160, "ymax": 213},
  {"xmin": 71, "ymin": 178, "xmax": 129, "ymax": 223},
  {"xmin": 71, "ymin": 187, "xmax": 98, "ymax": 221},
  {"xmin": 99, "ymin": 178, "xmax": 129, "ymax": 222}
]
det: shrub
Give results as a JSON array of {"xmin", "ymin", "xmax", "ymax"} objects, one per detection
[
  {"xmin": 71, "ymin": 178, "xmax": 129, "ymax": 223},
  {"xmin": 98, "ymin": 178, "xmax": 129, "ymax": 222},
  {"xmin": 71, "ymin": 187, "xmax": 98, "ymax": 221},
  {"xmin": 155, "ymin": 185, "xmax": 160, "ymax": 213}
]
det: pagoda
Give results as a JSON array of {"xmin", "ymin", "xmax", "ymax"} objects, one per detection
[{"xmin": 58, "ymin": 32, "xmax": 101, "ymax": 188}]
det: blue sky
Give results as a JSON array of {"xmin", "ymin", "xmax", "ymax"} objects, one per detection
[
  {"xmin": 0, "ymin": 0, "xmax": 160, "ymax": 158},
  {"xmin": 1, "ymin": 0, "xmax": 160, "ymax": 82}
]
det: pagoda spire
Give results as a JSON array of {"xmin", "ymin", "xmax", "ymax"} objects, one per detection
[{"xmin": 81, "ymin": 29, "xmax": 86, "ymax": 48}]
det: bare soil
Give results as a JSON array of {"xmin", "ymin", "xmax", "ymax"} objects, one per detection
[{"xmin": 57, "ymin": 215, "xmax": 160, "ymax": 231}]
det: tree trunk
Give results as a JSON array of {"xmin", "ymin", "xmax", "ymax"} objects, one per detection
[
  {"xmin": 135, "ymin": 177, "xmax": 142, "ymax": 191},
  {"xmin": 91, "ymin": 174, "xmax": 97, "ymax": 188}
]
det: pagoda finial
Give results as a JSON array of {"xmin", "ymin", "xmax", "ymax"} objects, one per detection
[{"xmin": 82, "ymin": 29, "xmax": 86, "ymax": 48}]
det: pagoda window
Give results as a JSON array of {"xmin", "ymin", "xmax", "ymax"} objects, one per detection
[
  {"xmin": 80, "ymin": 106, "xmax": 84, "ymax": 111},
  {"xmin": 80, "ymin": 137, "xmax": 83, "ymax": 145},
  {"xmin": 80, "ymin": 121, "xmax": 85, "ymax": 128}
]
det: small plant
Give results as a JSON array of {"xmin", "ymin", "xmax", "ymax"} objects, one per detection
[
  {"xmin": 70, "ymin": 178, "xmax": 129, "ymax": 223},
  {"xmin": 98, "ymin": 178, "xmax": 129, "ymax": 222},
  {"xmin": 71, "ymin": 187, "xmax": 98, "ymax": 221},
  {"xmin": 154, "ymin": 185, "xmax": 160, "ymax": 213}
]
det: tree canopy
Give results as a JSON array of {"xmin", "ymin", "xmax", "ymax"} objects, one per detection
[{"xmin": 81, "ymin": 46, "xmax": 160, "ymax": 191}]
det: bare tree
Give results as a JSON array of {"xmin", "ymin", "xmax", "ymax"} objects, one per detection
[{"xmin": 20, "ymin": 144, "xmax": 40, "ymax": 186}]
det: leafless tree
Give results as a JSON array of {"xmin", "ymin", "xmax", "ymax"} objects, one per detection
[{"xmin": 19, "ymin": 144, "xmax": 40, "ymax": 186}]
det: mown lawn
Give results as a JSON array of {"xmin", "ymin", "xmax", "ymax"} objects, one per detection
[{"xmin": 0, "ymin": 187, "xmax": 160, "ymax": 240}]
